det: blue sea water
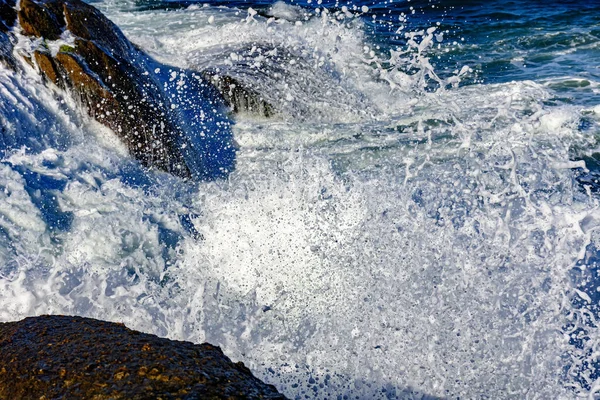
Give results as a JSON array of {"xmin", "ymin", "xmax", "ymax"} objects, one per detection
[
  {"xmin": 2, "ymin": 0, "xmax": 600, "ymax": 398},
  {"xmin": 137, "ymin": 0, "xmax": 600, "ymax": 87}
]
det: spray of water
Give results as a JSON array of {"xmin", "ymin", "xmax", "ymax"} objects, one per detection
[{"xmin": 2, "ymin": 1, "xmax": 600, "ymax": 398}]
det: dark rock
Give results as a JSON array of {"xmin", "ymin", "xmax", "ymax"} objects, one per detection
[
  {"xmin": 0, "ymin": 0, "xmax": 15, "ymax": 33},
  {"xmin": 204, "ymin": 71, "xmax": 275, "ymax": 118},
  {"xmin": 0, "ymin": 315, "xmax": 287, "ymax": 399},
  {"xmin": 0, "ymin": 0, "xmax": 15, "ymax": 68},
  {"xmin": 193, "ymin": 42, "xmax": 371, "ymax": 122},
  {"xmin": 0, "ymin": 31, "xmax": 12, "ymax": 68},
  {"xmin": 17, "ymin": 0, "xmax": 235, "ymax": 180}
]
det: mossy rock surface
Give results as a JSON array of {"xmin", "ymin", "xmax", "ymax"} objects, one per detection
[
  {"xmin": 0, "ymin": 315, "xmax": 286, "ymax": 399},
  {"xmin": 58, "ymin": 43, "xmax": 75, "ymax": 52}
]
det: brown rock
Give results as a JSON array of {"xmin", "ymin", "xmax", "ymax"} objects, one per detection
[
  {"xmin": 18, "ymin": 0, "xmax": 63, "ymax": 39},
  {"xmin": 19, "ymin": 0, "xmax": 190, "ymax": 177},
  {"xmin": 16, "ymin": 0, "xmax": 236, "ymax": 180},
  {"xmin": 33, "ymin": 51, "xmax": 60, "ymax": 84},
  {"xmin": 61, "ymin": 0, "xmax": 129, "ymax": 56},
  {"xmin": 0, "ymin": 315, "xmax": 287, "ymax": 399}
]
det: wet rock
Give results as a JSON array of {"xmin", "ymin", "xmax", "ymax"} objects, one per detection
[
  {"xmin": 193, "ymin": 42, "xmax": 371, "ymax": 122},
  {"xmin": 0, "ymin": 315, "xmax": 287, "ymax": 399},
  {"xmin": 0, "ymin": 0, "xmax": 15, "ymax": 33},
  {"xmin": 17, "ymin": 0, "xmax": 235, "ymax": 180},
  {"xmin": 18, "ymin": 0, "xmax": 63, "ymax": 39},
  {"xmin": 0, "ymin": 0, "xmax": 15, "ymax": 68},
  {"xmin": 204, "ymin": 71, "xmax": 275, "ymax": 118}
]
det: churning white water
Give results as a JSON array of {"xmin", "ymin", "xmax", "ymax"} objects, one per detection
[{"xmin": 2, "ymin": 1, "xmax": 600, "ymax": 398}]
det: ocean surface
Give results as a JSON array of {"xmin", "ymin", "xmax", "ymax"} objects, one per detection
[{"xmin": 2, "ymin": 0, "xmax": 600, "ymax": 398}]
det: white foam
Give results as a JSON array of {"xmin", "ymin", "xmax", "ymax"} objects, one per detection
[
  {"xmin": 1, "ymin": 1, "xmax": 600, "ymax": 398},
  {"xmin": 267, "ymin": 1, "xmax": 305, "ymax": 21}
]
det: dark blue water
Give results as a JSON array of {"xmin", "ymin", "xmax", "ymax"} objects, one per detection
[{"xmin": 136, "ymin": 0, "xmax": 600, "ymax": 101}]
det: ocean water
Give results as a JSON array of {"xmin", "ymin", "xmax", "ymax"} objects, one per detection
[{"xmin": 1, "ymin": 0, "xmax": 600, "ymax": 398}]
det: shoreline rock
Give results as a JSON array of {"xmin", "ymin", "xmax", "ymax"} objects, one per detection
[
  {"xmin": 0, "ymin": 315, "xmax": 287, "ymax": 399},
  {"xmin": 11, "ymin": 0, "xmax": 236, "ymax": 180}
]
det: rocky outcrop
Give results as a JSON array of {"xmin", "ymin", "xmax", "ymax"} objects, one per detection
[
  {"xmin": 15, "ymin": 0, "xmax": 235, "ymax": 180},
  {"xmin": 0, "ymin": 315, "xmax": 286, "ymax": 399}
]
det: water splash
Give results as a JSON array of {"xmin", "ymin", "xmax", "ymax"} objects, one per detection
[{"xmin": 1, "ymin": 1, "xmax": 600, "ymax": 398}]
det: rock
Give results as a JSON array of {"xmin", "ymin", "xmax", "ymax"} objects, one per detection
[
  {"xmin": 0, "ymin": 0, "xmax": 15, "ymax": 33},
  {"xmin": 16, "ymin": 0, "xmax": 235, "ymax": 180},
  {"xmin": 18, "ymin": 0, "xmax": 63, "ymax": 39},
  {"xmin": 0, "ymin": 315, "xmax": 287, "ymax": 399},
  {"xmin": 204, "ymin": 71, "xmax": 275, "ymax": 118},
  {"xmin": 0, "ymin": 0, "xmax": 15, "ymax": 68}
]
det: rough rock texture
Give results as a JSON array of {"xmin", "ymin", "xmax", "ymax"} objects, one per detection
[
  {"xmin": 0, "ymin": 315, "xmax": 286, "ymax": 399},
  {"xmin": 17, "ymin": 0, "xmax": 235, "ymax": 180}
]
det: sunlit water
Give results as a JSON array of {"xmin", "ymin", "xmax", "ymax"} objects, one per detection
[{"xmin": 1, "ymin": 0, "xmax": 600, "ymax": 398}]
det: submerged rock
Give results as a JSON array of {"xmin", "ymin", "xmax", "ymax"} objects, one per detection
[
  {"xmin": 204, "ymin": 71, "xmax": 275, "ymax": 118},
  {"xmin": 15, "ymin": 0, "xmax": 235, "ymax": 180},
  {"xmin": 0, "ymin": 315, "xmax": 286, "ymax": 399}
]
